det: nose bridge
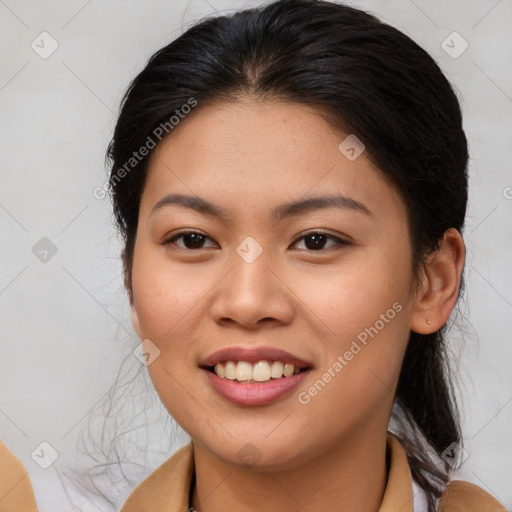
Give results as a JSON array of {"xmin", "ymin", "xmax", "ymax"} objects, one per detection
[
  {"xmin": 229, "ymin": 236, "xmax": 274, "ymax": 302},
  {"xmin": 210, "ymin": 236, "xmax": 293, "ymax": 327}
]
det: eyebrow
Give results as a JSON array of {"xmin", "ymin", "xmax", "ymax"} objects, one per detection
[{"xmin": 151, "ymin": 193, "xmax": 371, "ymax": 220}]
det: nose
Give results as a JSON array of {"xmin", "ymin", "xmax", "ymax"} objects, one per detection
[{"xmin": 209, "ymin": 246, "xmax": 295, "ymax": 330}]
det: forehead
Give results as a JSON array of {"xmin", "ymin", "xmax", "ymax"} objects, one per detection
[
  {"xmin": 141, "ymin": 99, "xmax": 406, "ymax": 223},
  {"xmin": 150, "ymin": 99, "xmax": 345, "ymax": 164}
]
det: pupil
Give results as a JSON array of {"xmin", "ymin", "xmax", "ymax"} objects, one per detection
[
  {"xmin": 305, "ymin": 234, "xmax": 326, "ymax": 250},
  {"xmin": 184, "ymin": 233, "xmax": 204, "ymax": 248}
]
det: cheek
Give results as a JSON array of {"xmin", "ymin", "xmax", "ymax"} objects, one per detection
[
  {"xmin": 296, "ymin": 253, "xmax": 412, "ymax": 342},
  {"xmin": 131, "ymin": 248, "xmax": 212, "ymax": 339},
  {"xmin": 293, "ymin": 251, "xmax": 413, "ymax": 408},
  {"xmin": 293, "ymin": 287, "xmax": 411, "ymax": 445}
]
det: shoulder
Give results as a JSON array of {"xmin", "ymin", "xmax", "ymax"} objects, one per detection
[
  {"xmin": 438, "ymin": 479, "xmax": 507, "ymax": 512},
  {"xmin": 0, "ymin": 440, "xmax": 38, "ymax": 512}
]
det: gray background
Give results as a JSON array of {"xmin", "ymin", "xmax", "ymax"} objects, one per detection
[{"xmin": 1, "ymin": 0, "xmax": 511, "ymax": 510}]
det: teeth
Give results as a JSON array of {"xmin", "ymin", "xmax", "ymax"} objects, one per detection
[
  {"xmin": 224, "ymin": 361, "xmax": 236, "ymax": 380},
  {"xmin": 214, "ymin": 363, "xmax": 225, "ymax": 378},
  {"xmin": 236, "ymin": 361, "xmax": 253, "ymax": 381},
  {"xmin": 283, "ymin": 363, "xmax": 294, "ymax": 377},
  {"xmin": 270, "ymin": 361, "xmax": 284, "ymax": 378},
  {"xmin": 253, "ymin": 361, "xmax": 271, "ymax": 382},
  {"xmin": 212, "ymin": 360, "xmax": 303, "ymax": 382}
]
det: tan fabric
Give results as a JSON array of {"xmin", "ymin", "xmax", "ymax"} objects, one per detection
[
  {"xmin": 438, "ymin": 480, "xmax": 507, "ymax": 512},
  {"xmin": 119, "ymin": 433, "xmax": 414, "ymax": 511},
  {"xmin": 120, "ymin": 442, "xmax": 194, "ymax": 512},
  {"xmin": 380, "ymin": 433, "xmax": 414, "ymax": 512},
  {"xmin": 120, "ymin": 432, "xmax": 506, "ymax": 511},
  {"xmin": 0, "ymin": 440, "xmax": 38, "ymax": 512},
  {"xmin": 0, "ymin": 436, "xmax": 506, "ymax": 511}
]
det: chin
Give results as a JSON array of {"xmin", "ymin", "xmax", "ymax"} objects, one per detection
[{"xmin": 193, "ymin": 429, "xmax": 320, "ymax": 471}]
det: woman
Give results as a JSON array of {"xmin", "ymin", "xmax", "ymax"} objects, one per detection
[{"xmin": 1, "ymin": 1, "xmax": 506, "ymax": 511}]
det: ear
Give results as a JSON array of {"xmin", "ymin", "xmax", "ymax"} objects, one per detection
[
  {"xmin": 410, "ymin": 228, "xmax": 465, "ymax": 334},
  {"xmin": 131, "ymin": 303, "xmax": 142, "ymax": 339}
]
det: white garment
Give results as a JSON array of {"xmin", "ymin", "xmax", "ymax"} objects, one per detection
[{"xmin": 412, "ymin": 478, "xmax": 430, "ymax": 512}]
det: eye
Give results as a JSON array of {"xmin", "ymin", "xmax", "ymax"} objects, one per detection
[
  {"xmin": 163, "ymin": 230, "xmax": 217, "ymax": 250},
  {"xmin": 162, "ymin": 230, "xmax": 350, "ymax": 252},
  {"xmin": 291, "ymin": 230, "xmax": 350, "ymax": 251}
]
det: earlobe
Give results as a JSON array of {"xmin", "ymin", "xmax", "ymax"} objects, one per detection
[
  {"xmin": 410, "ymin": 228, "xmax": 465, "ymax": 334},
  {"xmin": 131, "ymin": 304, "xmax": 142, "ymax": 339}
]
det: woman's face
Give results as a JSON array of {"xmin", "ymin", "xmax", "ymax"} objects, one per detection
[{"xmin": 130, "ymin": 99, "xmax": 419, "ymax": 469}]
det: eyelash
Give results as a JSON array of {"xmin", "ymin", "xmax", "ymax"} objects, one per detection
[{"xmin": 162, "ymin": 230, "xmax": 351, "ymax": 252}]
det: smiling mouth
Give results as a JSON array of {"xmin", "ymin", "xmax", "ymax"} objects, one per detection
[{"xmin": 206, "ymin": 360, "xmax": 309, "ymax": 383}]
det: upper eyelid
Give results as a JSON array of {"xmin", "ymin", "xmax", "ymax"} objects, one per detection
[{"xmin": 163, "ymin": 230, "xmax": 216, "ymax": 246}]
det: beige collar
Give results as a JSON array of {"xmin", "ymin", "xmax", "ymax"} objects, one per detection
[{"xmin": 121, "ymin": 432, "xmax": 414, "ymax": 512}]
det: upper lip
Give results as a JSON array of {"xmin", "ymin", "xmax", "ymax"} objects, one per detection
[{"xmin": 200, "ymin": 346, "xmax": 313, "ymax": 369}]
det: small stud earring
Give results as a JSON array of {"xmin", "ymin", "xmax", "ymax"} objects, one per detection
[{"xmin": 426, "ymin": 319, "xmax": 431, "ymax": 325}]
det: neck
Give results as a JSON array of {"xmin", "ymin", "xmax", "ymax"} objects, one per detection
[{"xmin": 190, "ymin": 428, "xmax": 388, "ymax": 512}]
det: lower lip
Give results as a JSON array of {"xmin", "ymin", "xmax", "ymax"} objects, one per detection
[{"xmin": 203, "ymin": 368, "xmax": 311, "ymax": 406}]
